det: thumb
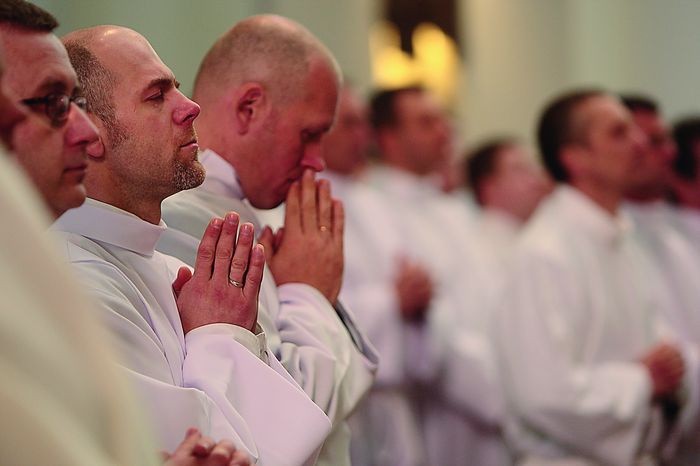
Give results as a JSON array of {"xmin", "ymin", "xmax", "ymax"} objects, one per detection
[
  {"xmin": 274, "ymin": 226, "xmax": 285, "ymax": 251},
  {"xmin": 172, "ymin": 266, "xmax": 193, "ymax": 299},
  {"xmin": 258, "ymin": 226, "xmax": 275, "ymax": 264}
]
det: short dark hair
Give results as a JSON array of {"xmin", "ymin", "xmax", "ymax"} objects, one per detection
[
  {"xmin": 369, "ymin": 86, "xmax": 423, "ymax": 131},
  {"xmin": 672, "ymin": 117, "xmax": 700, "ymax": 180},
  {"xmin": 467, "ymin": 138, "xmax": 516, "ymax": 205},
  {"xmin": 620, "ymin": 94, "xmax": 658, "ymax": 114},
  {"xmin": 537, "ymin": 89, "xmax": 605, "ymax": 182},
  {"xmin": 0, "ymin": 0, "xmax": 58, "ymax": 31},
  {"xmin": 64, "ymin": 41, "xmax": 125, "ymax": 146}
]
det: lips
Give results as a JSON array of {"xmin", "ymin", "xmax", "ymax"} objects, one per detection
[
  {"xmin": 65, "ymin": 161, "xmax": 87, "ymax": 172},
  {"xmin": 179, "ymin": 137, "xmax": 198, "ymax": 149},
  {"xmin": 63, "ymin": 162, "xmax": 87, "ymax": 182}
]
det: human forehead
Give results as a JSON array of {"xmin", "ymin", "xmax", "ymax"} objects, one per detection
[
  {"xmin": 580, "ymin": 96, "xmax": 631, "ymax": 134},
  {"xmin": 0, "ymin": 28, "xmax": 78, "ymax": 97},
  {"xmin": 97, "ymin": 32, "xmax": 175, "ymax": 92},
  {"xmin": 498, "ymin": 145, "xmax": 529, "ymax": 168},
  {"xmin": 395, "ymin": 91, "xmax": 442, "ymax": 122}
]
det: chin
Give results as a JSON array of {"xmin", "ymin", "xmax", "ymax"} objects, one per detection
[
  {"xmin": 249, "ymin": 195, "xmax": 285, "ymax": 210},
  {"xmin": 53, "ymin": 191, "xmax": 87, "ymax": 219}
]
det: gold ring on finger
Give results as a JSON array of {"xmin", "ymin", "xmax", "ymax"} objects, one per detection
[{"xmin": 228, "ymin": 277, "xmax": 244, "ymax": 288}]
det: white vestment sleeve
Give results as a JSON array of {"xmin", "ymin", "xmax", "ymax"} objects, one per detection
[
  {"xmin": 273, "ymin": 282, "xmax": 378, "ymax": 425},
  {"xmin": 495, "ymin": 253, "xmax": 653, "ymax": 466},
  {"xmin": 69, "ymin": 260, "xmax": 330, "ymax": 466},
  {"xmin": 185, "ymin": 326, "xmax": 331, "ymax": 466}
]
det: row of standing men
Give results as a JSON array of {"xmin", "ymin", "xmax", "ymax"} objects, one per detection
[
  {"xmin": 4, "ymin": 0, "xmax": 700, "ymax": 464},
  {"xmin": 299, "ymin": 84, "xmax": 700, "ymax": 465}
]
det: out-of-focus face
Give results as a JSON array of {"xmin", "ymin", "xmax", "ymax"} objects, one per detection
[
  {"xmin": 89, "ymin": 29, "xmax": 204, "ymax": 202},
  {"xmin": 571, "ymin": 95, "xmax": 646, "ymax": 195},
  {"xmin": 626, "ymin": 109, "xmax": 677, "ymax": 197},
  {"xmin": 321, "ymin": 86, "xmax": 370, "ymax": 176},
  {"xmin": 242, "ymin": 59, "xmax": 339, "ymax": 209},
  {"xmin": 391, "ymin": 91, "xmax": 451, "ymax": 175},
  {"xmin": 1, "ymin": 26, "xmax": 98, "ymax": 218},
  {"xmin": 485, "ymin": 145, "xmax": 551, "ymax": 221}
]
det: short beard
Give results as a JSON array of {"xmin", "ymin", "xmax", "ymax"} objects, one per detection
[{"xmin": 172, "ymin": 156, "xmax": 206, "ymax": 191}]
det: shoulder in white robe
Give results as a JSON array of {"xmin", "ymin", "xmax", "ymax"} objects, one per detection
[
  {"xmin": 158, "ymin": 149, "xmax": 378, "ymax": 466},
  {"xmin": 52, "ymin": 198, "xmax": 331, "ymax": 466}
]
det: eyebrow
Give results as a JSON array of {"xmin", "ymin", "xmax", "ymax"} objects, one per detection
[
  {"xmin": 32, "ymin": 78, "xmax": 69, "ymax": 97},
  {"xmin": 145, "ymin": 76, "xmax": 179, "ymax": 90}
]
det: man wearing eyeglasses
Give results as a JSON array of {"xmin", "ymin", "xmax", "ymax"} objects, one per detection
[
  {"xmin": 0, "ymin": 0, "xmax": 97, "ymax": 219},
  {"xmin": 0, "ymin": 1, "xmax": 257, "ymax": 465}
]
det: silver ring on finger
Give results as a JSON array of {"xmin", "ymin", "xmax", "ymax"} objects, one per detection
[{"xmin": 228, "ymin": 277, "xmax": 244, "ymax": 288}]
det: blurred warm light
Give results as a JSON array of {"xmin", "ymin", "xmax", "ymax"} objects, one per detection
[{"xmin": 369, "ymin": 20, "xmax": 461, "ymax": 108}]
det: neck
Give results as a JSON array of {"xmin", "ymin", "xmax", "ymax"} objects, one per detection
[
  {"xmin": 93, "ymin": 193, "xmax": 163, "ymax": 224},
  {"xmin": 570, "ymin": 181, "xmax": 621, "ymax": 215},
  {"xmin": 490, "ymin": 206, "xmax": 525, "ymax": 226},
  {"xmin": 625, "ymin": 187, "xmax": 666, "ymax": 204},
  {"xmin": 85, "ymin": 165, "xmax": 166, "ymax": 225}
]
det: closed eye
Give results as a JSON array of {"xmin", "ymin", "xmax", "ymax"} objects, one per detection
[{"xmin": 147, "ymin": 90, "xmax": 164, "ymax": 101}]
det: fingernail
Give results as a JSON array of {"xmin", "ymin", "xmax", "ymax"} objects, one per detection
[
  {"xmin": 225, "ymin": 213, "xmax": 238, "ymax": 224},
  {"xmin": 241, "ymin": 223, "xmax": 253, "ymax": 235},
  {"xmin": 211, "ymin": 218, "xmax": 222, "ymax": 229}
]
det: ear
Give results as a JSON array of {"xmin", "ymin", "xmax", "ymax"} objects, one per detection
[
  {"xmin": 560, "ymin": 144, "xmax": 587, "ymax": 180},
  {"xmin": 232, "ymin": 83, "xmax": 266, "ymax": 135}
]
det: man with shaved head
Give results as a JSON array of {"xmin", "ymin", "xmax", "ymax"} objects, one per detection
[
  {"xmin": 158, "ymin": 15, "xmax": 378, "ymax": 466},
  {"xmin": 60, "ymin": 24, "xmax": 332, "ymax": 466}
]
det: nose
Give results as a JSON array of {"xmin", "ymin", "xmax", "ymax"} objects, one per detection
[
  {"xmin": 173, "ymin": 91, "xmax": 200, "ymax": 126},
  {"xmin": 301, "ymin": 142, "xmax": 326, "ymax": 172},
  {"xmin": 65, "ymin": 105, "xmax": 98, "ymax": 149}
]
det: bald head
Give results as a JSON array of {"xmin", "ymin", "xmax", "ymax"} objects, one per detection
[
  {"xmin": 194, "ymin": 15, "xmax": 340, "ymax": 106},
  {"xmin": 62, "ymin": 26, "xmax": 128, "ymax": 146},
  {"xmin": 59, "ymin": 26, "xmax": 204, "ymax": 222}
]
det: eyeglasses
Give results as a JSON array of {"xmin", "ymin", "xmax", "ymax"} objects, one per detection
[{"xmin": 21, "ymin": 93, "xmax": 88, "ymax": 127}]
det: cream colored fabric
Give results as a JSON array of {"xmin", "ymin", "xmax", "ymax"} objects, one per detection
[
  {"xmin": 158, "ymin": 149, "xmax": 378, "ymax": 466},
  {"xmin": 369, "ymin": 165, "xmax": 510, "ymax": 466},
  {"xmin": 495, "ymin": 186, "xmax": 699, "ymax": 465},
  {"xmin": 0, "ymin": 154, "xmax": 158, "ymax": 466},
  {"xmin": 53, "ymin": 198, "xmax": 331, "ymax": 466}
]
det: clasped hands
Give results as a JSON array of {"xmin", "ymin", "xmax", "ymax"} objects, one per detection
[
  {"xmin": 259, "ymin": 169, "xmax": 344, "ymax": 305},
  {"xmin": 173, "ymin": 212, "xmax": 264, "ymax": 334},
  {"xmin": 641, "ymin": 342, "xmax": 685, "ymax": 400}
]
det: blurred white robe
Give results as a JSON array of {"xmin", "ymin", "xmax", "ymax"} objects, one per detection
[
  {"xmin": 495, "ymin": 186, "xmax": 699, "ymax": 466},
  {"xmin": 370, "ymin": 165, "xmax": 509, "ymax": 466},
  {"xmin": 158, "ymin": 149, "xmax": 378, "ymax": 466},
  {"xmin": 0, "ymin": 155, "xmax": 157, "ymax": 466},
  {"xmin": 52, "ymin": 198, "xmax": 331, "ymax": 466},
  {"xmin": 625, "ymin": 201, "xmax": 700, "ymax": 464},
  {"xmin": 323, "ymin": 170, "xmax": 427, "ymax": 466},
  {"xmin": 676, "ymin": 207, "xmax": 700, "ymax": 255}
]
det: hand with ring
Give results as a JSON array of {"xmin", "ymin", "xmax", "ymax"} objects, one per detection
[
  {"xmin": 259, "ymin": 169, "xmax": 344, "ymax": 304},
  {"xmin": 172, "ymin": 212, "xmax": 264, "ymax": 333}
]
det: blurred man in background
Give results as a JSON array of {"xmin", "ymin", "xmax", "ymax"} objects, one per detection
[{"xmin": 495, "ymin": 89, "xmax": 696, "ymax": 465}]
